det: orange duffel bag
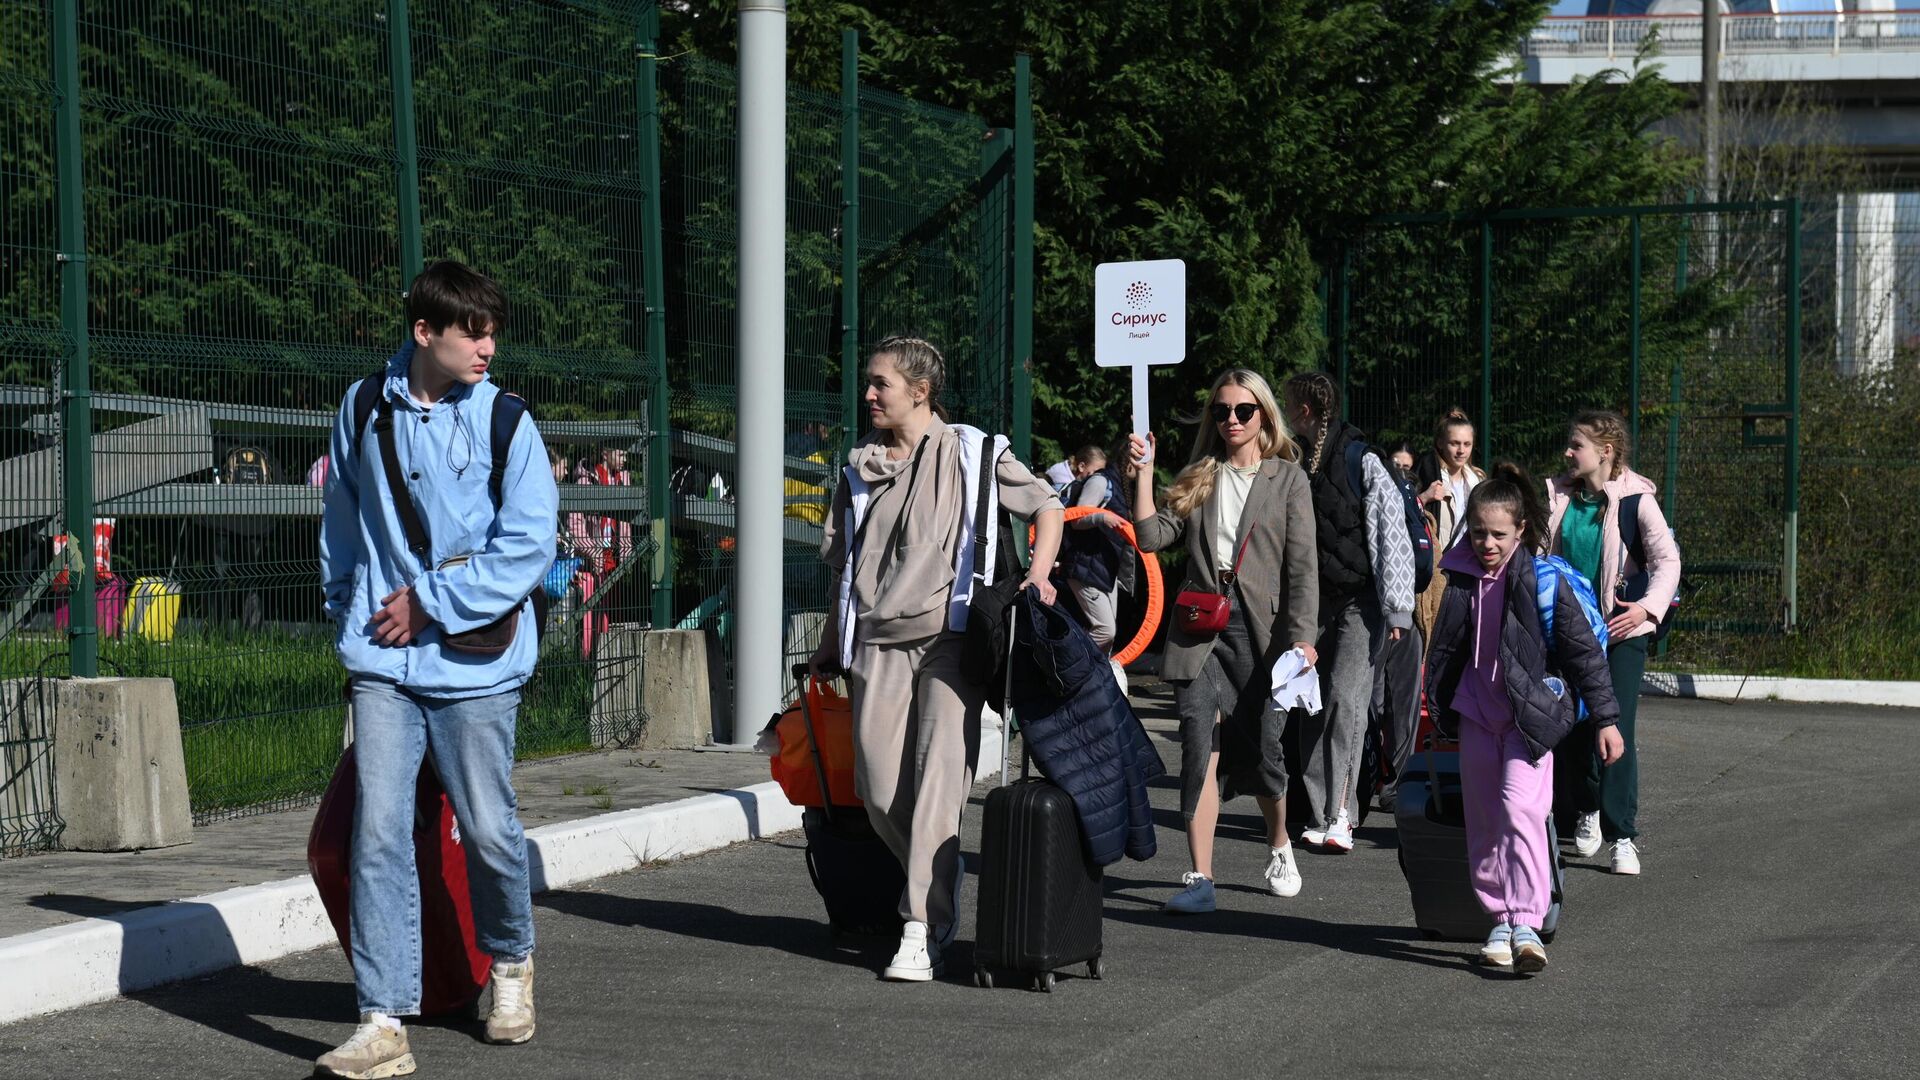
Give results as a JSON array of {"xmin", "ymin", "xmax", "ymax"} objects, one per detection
[{"xmin": 769, "ymin": 671, "xmax": 862, "ymax": 808}]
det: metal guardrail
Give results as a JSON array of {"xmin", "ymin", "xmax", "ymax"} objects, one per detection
[{"xmin": 1521, "ymin": 11, "xmax": 1920, "ymax": 61}]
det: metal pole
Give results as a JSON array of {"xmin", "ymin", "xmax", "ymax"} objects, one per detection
[
  {"xmin": 638, "ymin": 5, "xmax": 675, "ymax": 629},
  {"xmin": 1702, "ymin": 0, "xmax": 1720, "ymax": 270},
  {"xmin": 978, "ymin": 127, "xmax": 1012, "ymax": 419},
  {"xmin": 53, "ymin": 0, "xmax": 95, "ymax": 677},
  {"xmin": 1629, "ymin": 214, "xmax": 1642, "ymax": 451},
  {"xmin": 388, "ymin": 0, "xmax": 424, "ymax": 280},
  {"xmin": 732, "ymin": 0, "xmax": 787, "ymax": 745},
  {"xmin": 1011, "ymin": 54, "xmax": 1035, "ymax": 463},
  {"xmin": 1479, "ymin": 220, "xmax": 1493, "ymax": 471},
  {"xmin": 840, "ymin": 30, "xmax": 860, "ymax": 446},
  {"xmin": 1336, "ymin": 245, "xmax": 1351, "ymax": 423},
  {"xmin": 1783, "ymin": 198, "xmax": 1801, "ymax": 631}
]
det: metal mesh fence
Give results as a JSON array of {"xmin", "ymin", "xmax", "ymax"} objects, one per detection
[
  {"xmin": 1, "ymin": 3, "xmax": 1025, "ymax": 839},
  {"xmin": 1335, "ymin": 198, "xmax": 1920, "ymax": 677}
]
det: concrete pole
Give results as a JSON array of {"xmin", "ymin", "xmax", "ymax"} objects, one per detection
[{"xmin": 732, "ymin": 0, "xmax": 786, "ymax": 746}]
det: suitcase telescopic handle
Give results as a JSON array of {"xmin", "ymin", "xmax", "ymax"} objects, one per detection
[{"xmin": 792, "ymin": 665, "xmax": 836, "ymax": 824}]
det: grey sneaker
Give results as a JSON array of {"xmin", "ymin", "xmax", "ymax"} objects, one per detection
[
  {"xmin": 1512, "ymin": 926, "xmax": 1549, "ymax": 975},
  {"xmin": 1162, "ymin": 872, "xmax": 1216, "ymax": 914},
  {"xmin": 315, "ymin": 1018, "xmax": 416, "ymax": 1079},
  {"xmin": 485, "ymin": 957, "xmax": 536, "ymax": 1045}
]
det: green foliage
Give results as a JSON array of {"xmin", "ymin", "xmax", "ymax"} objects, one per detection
[{"xmin": 666, "ymin": 1, "xmax": 1689, "ymax": 464}]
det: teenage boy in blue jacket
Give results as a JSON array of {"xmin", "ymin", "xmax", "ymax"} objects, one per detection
[{"xmin": 316, "ymin": 261, "xmax": 558, "ymax": 1079}]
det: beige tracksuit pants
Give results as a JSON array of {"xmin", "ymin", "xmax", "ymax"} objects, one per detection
[{"xmin": 848, "ymin": 632, "xmax": 980, "ymax": 929}]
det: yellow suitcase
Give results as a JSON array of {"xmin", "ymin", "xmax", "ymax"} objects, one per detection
[{"xmin": 123, "ymin": 576, "xmax": 182, "ymax": 642}]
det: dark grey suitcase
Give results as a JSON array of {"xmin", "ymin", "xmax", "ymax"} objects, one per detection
[
  {"xmin": 973, "ymin": 775, "xmax": 1104, "ymax": 992},
  {"xmin": 1395, "ymin": 745, "xmax": 1563, "ymax": 942}
]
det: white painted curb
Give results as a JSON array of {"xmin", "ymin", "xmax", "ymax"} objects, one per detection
[
  {"xmin": 1643, "ymin": 672, "xmax": 1920, "ymax": 710},
  {"xmin": 0, "ymin": 725, "xmax": 1004, "ymax": 1027}
]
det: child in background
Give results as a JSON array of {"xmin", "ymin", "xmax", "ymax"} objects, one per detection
[{"xmin": 1423, "ymin": 462, "xmax": 1623, "ymax": 975}]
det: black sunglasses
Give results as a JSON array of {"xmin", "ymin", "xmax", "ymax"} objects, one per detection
[{"xmin": 1210, "ymin": 402, "xmax": 1260, "ymax": 425}]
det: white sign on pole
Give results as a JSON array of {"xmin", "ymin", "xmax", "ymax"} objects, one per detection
[{"xmin": 1094, "ymin": 259, "xmax": 1185, "ymax": 442}]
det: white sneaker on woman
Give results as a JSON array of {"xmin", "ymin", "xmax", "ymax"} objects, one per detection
[
  {"xmin": 1573, "ymin": 812, "xmax": 1603, "ymax": 858},
  {"xmin": 1264, "ymin": 845, "xmax": 1302, "ymax": 898},
  {"xmin": 883, "ymin": 921, "xmax": 941, "ymax": 982},
  {"xmin": 1610, "ymin": 838, "xmax": 1641, "ymax": 876}
]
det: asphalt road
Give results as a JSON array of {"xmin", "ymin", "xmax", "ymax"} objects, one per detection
[{"xmin": 3, "ymin": 694, "xmax": 1915, "ymax": 1080}]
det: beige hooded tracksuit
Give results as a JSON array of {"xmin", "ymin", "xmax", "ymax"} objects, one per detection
[{"xmin": 819, "ymin": 417, "xmax": 1061, "ymax": 928}]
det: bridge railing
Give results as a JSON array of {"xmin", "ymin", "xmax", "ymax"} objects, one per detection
[{"xmin": 1522, "ymin": 11, "xmax": 1920, "ymax": 62}]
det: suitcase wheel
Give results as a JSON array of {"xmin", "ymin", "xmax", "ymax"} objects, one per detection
[
  {"xmin": 973, "ymin": 968, "xmax": 993, "ymax": 990},
  {"xmin": 1032, "ymin": 971, "xmax": 1055, "ymax": 993},
  {"xmin": 1088, "ymin": 956, "xmax": 1104, "ymax": 980}
]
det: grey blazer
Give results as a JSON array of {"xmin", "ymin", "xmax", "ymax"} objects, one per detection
[{"xmin": 1135, "ymin": 457, "xmax": 1320, "ymax": 683}]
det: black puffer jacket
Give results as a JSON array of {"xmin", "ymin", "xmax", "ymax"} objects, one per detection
[
  {"xmin": 1425, "ymin": 547, "xmax": 1621, "ymax": 762},
  {"xmin": 1009, "ymin": 590, "xmax": 1165, "ymax": 865}
]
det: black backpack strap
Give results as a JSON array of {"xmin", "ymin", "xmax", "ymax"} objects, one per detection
[
  {"xmin": 373, "ymin": 395, "xmax": 433, "ymax": 564},
  {"xmin": 972, "ymin": 433, "xmax": 995, "ymax": 585},
  {"xmin": 489, "ymin": 391, "xmax": 530, "ymax": 510},
  {"xmin": 351, "ymin": 371, "xmax": 384, "ymax": 447},
  {"xmin": 1617, "ymin": 493, "xmax": 1644, "ymax": 564}
]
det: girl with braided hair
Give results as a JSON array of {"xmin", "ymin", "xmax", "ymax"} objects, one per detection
[{"xmin": 1282, "ymin": 372, "xmax": 1416, "ymax": 853}]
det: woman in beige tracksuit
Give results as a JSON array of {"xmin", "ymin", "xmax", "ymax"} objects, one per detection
[{"xmin": 811, "ymin": 336, "xmax": 1063, "ymax": 983}]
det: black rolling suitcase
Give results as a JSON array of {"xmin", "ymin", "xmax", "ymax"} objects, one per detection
[
  {"xmin": 973, "ymin": 605, "xmax": 1104, "ymax": 992},
  {"xmin": 1395, "ymin": 737, "xmax": 1564, "ymax": 942},
  {"xmin": 790, "ymin": 667, "xmax": 906, "ymax": 938}
]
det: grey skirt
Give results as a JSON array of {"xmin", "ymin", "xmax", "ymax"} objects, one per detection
[{"xmin": 1170, "ymin": 590, "xmax": 1289, "ymax": 819}]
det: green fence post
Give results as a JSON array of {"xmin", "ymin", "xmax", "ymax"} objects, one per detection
[
  {"xmin": 840, "ymin": 29, "xmax": 860, "ymax": 444},
  {"xmin": 638, "ymin": 3, "xmax": 674, "ymax": 629},
  {"xmin": 1336, "ymin": 246, "xmax": 1350, "ymax": 422},
  {"xmin": 979, "ymin": 127, "xmax": 1012, "ymax": 422},
  {"xmin": 387, "ymin": 0, "xmax": 423, "ymax": 280},
  {"xmin": 1479, "ymin": 220, "xmax": 1493, "ymax": 470},
  {"xmin": 1011, "ymin": 54, "xmax": 1034, "ymax": 463},
  {"xmin": 1629, "ymin": 213, "xmax": 1642, "ymax": 451},
  {"xmin": 1783, "ymin": 198, "xmax": 1802, "ymax": 631},
  {"xmin": 1666, "ymin": 205, "xmax": 1688, "ymax": 524},
  {"xmin": 53, "ymin": 0, "xmax": 95, "ymax": 677}
]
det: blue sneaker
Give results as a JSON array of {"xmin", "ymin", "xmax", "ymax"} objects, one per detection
[
  {"xmin": 1162, "ymin": 872, "xmax": 1216, "ymax": 915},
  {"xmin": 1512, "ymin": 926, "xmax": 1548, "ymax": 974},
  {"xmin": 1476, "ymin": 922, "xmax": 1513, "ymax": 967}
]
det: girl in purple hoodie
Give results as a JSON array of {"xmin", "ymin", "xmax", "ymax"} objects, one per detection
[{"xmin": 1425, "ymin": 463, "xmax": 1624, "ymax": 975}]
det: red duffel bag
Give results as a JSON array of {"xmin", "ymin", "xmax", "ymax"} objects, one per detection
[{"xmin": 307, "ymin": 746, "xmax": 492, "ymax": 1015}]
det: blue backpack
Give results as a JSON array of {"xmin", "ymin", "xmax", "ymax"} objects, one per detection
[{"xmin": 1533, "ymin": 554, "xmax": 1608, "ymax": 720}]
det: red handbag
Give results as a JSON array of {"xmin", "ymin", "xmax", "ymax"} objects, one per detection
[{"xmin": 1172, "ymin": 528, "xmax": 1253, "ymax": 638}]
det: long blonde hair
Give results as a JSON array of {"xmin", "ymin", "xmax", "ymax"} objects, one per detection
[{"xmin": 1163, "ymin": 368, "xmax": 1299, "ymax": 518}]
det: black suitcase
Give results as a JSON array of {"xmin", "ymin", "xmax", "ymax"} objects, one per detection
[
  {"xmin": 789, "ymin": 668, "xmax": 905, "ymax": 938},
  {"xmin": 1395, "ymin": 741, "xmax": 1563, "ymax": 943},
  {"xmin": 974, "ymin": 776, "xmax": 1104, "ymax": 992}
]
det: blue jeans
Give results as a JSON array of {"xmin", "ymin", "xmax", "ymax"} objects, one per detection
[{"xmin": 349, "ymin": 678, "xmax": 533, "ymax": 1015}]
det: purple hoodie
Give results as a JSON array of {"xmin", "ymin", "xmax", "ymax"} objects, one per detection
[{"xmin": 1438, "ymin": 538, "xmax": 1516, "ymax": 733}]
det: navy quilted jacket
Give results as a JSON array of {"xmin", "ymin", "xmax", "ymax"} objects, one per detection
[{"xmin": 1009, "ymin": 590, "xmax": 1165, "ymax": 866}]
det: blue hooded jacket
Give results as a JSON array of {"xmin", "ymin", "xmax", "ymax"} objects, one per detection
[{"xmin": 319, "ymin": 341, "xmax": 559, "ymax": 698}]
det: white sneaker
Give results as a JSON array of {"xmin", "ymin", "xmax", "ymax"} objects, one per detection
[
  {"xmin": 484, "ymin": 957, "xmax": 535, "ymax": 1045},
  {"xmin": 1263, "ymin": 845, "xmax": 1302, "ymax": 898},
  {"xmin": 1610, "ymin": 838, "xmax": 1641, "ymax": 876},
  {"xmin": 882, "ymin": 921, "xmax": 940, "ymax": 982},
  {"xmin": 1573, "ymin": 812, "xmax": 1603, "ymax": 858},
  {"xmin": 1301, "ymin": 822, "xmax": 1330, "ymax": 847},
  {"xmin": 1323, "ymin": 810, "xmax": 1354, "ymax": 853},
  {"xmin": 315, "ymin": 1016, "xmax": 415, "ymax": 1079}
]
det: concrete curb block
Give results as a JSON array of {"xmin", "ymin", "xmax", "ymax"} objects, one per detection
[
  {"xmin": 1643, "ymin": 672, "xmax": 1920, "ymax": 709},
  {"xmin": 0, "ymin": 726, "xmax": 1005, "ymax": 1026}
]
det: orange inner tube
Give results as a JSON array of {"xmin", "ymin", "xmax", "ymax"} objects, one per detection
[{"xmin": 1032, "ymin": 505, "xmax": 1163, "ymax": 667}]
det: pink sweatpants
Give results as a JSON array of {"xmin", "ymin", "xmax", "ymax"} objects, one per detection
[{"xmin": 1459, "ymin": 717, "xmax": 1555, "ymax": 929}]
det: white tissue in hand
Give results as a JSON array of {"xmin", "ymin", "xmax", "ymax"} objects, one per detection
[{"xmin": 1270, "ymin": 647, "xmax": 1322, "ymax": 713}]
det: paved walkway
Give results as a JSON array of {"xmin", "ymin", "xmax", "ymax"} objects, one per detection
[
  {"xmin": 2, "ymin": 694, "xmax": 1916, "ymax": 1079},
  {"xmin": 0, "ymin": 745, "xmax": 773, "ymax": 939}
]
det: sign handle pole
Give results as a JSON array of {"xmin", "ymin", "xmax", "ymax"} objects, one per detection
[{"xmin": 1131, "ymin": 363, "xmax": 1150, "ymax": 439}]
